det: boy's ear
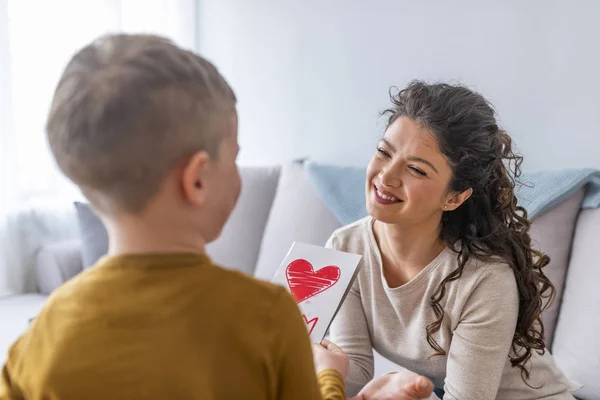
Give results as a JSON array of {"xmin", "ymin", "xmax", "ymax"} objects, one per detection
[
  {"xmin": 443, "ymin": 187, "xmax": 473, "ymax": 211},
  {"xmin": 181, "ymin": 151, "xmax": 211, "ymax": 206}
]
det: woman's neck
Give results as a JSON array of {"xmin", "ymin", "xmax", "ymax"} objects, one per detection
[{"xmin": 374, "ymin": 216, "xmax": 445, "ymax": 287}]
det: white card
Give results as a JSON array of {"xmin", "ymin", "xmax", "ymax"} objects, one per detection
[{"xmin": 271, "ymin": 242, "xmax": 362, "ymax": 342}]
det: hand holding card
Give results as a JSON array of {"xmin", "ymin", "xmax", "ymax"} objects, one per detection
[
  {"xmin": 271, "ymin": 242, "xmax": 362, "ymax": 342},
  {"xmin": 312, "ymin": 339, "xmax": 349, "ymax": 379}
]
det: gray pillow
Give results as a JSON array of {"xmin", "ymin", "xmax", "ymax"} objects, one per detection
[
  {"xmin": 74, "ymin": 202, "xmax": 108, "ymax": 268},
  {"xmin": 528, "ymin": 188, "xmax": 584, "ymax": 348},
  {"xmin": 254, "ymin": 162, "xmax": 342, "ymax": 280}
]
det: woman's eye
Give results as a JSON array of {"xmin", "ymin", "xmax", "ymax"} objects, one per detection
[
  {"xmin": 377, "ymin": 147, "xmax": 390, "ymax": 158},
  {"xmin": 410, "ymin": 166, "xmax": 427, "ymax": 176}
]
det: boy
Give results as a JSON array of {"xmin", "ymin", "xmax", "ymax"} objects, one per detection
[{"xmin": 0, "ymin": 34, "xmax": 347, "ymax": 399}]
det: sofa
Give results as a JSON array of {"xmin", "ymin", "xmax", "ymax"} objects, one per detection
[{"xmin": 1, "ymin": 161, "xmax": 598, "ymax": 399}]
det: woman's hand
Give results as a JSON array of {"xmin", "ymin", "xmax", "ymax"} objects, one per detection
[
  {"xmin": 312, "ymin": 339, "xmax": 350, "ymax": 379},
  {"xmin": 348, "ymin": 370, "xmax": 434, "ymax": 400}
]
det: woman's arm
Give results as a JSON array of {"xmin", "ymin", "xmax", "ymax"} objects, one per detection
[
  {"xmin": 443, "ymin": 264, "xmax": 519, "ymax": 400},
  {"xmin": 326, "ymin": 234, "xmax": 375, "ymax": 397}
]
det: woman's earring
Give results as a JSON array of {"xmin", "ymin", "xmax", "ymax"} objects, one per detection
[{"xmin": 444, "ymin": 205, "xmax": 448, "ymax": 210}]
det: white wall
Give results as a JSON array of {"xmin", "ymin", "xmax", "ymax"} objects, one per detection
[{"xmin": 198, "ymin": 0, "xmax": 600, "ymax": 170}]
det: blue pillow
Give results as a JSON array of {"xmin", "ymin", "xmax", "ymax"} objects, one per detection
[{"xmin": 74, "ymin": 202, "xmax": 108, "ymax": 268}]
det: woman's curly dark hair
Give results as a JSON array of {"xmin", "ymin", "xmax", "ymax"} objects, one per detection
[{"xmin": 382, "ymin": 81, "xmax": 555, "ymax": 383}]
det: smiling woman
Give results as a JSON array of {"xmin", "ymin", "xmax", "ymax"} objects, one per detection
[
  {"xmin": 366, "ymin": 117, "xmax": 472, "ymax": 227},
  {"xmin": 326, "ymin": 81, "xmax": 579, "ymax": 399}
]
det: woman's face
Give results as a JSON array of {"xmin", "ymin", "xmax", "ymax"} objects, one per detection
[{"xmin": 365, "ymin": 116, "xmax": 456, "ymax": 225}]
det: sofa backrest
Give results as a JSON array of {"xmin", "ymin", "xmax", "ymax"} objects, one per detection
[{"xmin": 552, "ymin": 208, "xmax": 600, "ymax": 399}]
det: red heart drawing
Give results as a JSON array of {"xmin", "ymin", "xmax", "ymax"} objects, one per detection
[
  {"xmin": 303, "ymin": 314, "xmax": 318, "ymax": 335},
  {"xmin": 286, "ymin": 259, "xmax": 341, "ymax": 304}
]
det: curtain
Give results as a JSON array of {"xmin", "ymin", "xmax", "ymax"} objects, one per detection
[{"xmin": 0, "ymin": 0, "xmax": 198, "ymax": 296}]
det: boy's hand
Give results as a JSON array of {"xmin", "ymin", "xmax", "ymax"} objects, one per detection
[
  {"xmin": 348, "ymin": 370, "xmax": 434, "ymax": 400},
  {"xmin": 312, "ymin": 339, "xmax": 349, "ymax": 379}
]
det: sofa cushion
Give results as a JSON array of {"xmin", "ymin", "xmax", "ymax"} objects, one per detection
[
  {"xmin": 254, "ymin": 162, "xmax": 342, "ymax": 280},
  {"xmin": 206, "ymin": 166, "xmax": 280, "ymax": 275},
  {"xmin": 74, "ymin": 166, "xmax": 280, "ymax": 275},
  {"xmin": 552, "ymin": 208, "xmax": 600, "ymax": 399},
  {"xmin": 74, "ymin": 202, "xmax": 108, "ymax": 269},
  {"xmin": 35, "ymin": 240, "xmax": 83, "ymax": 294},
  {"xmin": 528, "ymin": 188, "xmax": 585, "ymax": 348}
]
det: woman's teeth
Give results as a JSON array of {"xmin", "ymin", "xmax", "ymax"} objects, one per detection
[{"xmin": 376, "ymin": 188, "xmax": 400, "ymax": 202}]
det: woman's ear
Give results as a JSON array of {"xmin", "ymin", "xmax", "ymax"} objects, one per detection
[
  {"xmin": 443, "ymin": 187, "xmax": 473, "ymax": 211},
  {"xmin": 181, "ymin": 151, "xmax": 210, "ymax": 206}
]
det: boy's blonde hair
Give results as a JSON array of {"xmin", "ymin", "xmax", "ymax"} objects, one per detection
[{"xmin": 46, "ymin": 34, "xmax": 236, "ymax": 214}]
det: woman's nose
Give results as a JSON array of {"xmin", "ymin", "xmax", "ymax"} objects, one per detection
[{"xmin": 379, "ymin": 169, "xmax": 401, "ymax": 188}]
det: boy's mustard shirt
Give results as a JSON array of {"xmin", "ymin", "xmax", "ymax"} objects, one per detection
[{"xmin": 0, "ymin": 253, "xmax": 344, "ymax": 399}]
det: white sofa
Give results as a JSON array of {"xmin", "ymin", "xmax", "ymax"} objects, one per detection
[{"xmin": 1, "ymin": 161, "xmax": 599, "ymax": 399}]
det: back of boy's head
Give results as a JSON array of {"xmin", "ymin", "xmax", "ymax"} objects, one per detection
[{"xmin": 46, "ymin": 33, "xmax": 236, "ymax": 214}]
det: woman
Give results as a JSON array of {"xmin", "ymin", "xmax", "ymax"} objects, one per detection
[{"xmin": 327, "ymin": 81, "xmax": 578, "ymax": 399}]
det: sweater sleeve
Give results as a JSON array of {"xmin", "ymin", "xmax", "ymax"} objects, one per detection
[
  {"xmin": 443, "ymin": 264, "xmax": 519, "ymax": 400},
  {"xmin": 326, "ymin": 234, "xmax": 374, "ymax": 397},
  {"xmin": 272, "ymin": 287, "xmax": 345, "ymax": 400}
]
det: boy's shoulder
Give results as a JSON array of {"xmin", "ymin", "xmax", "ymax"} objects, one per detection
[
  {"xmin": 35, "ymin": 258, "xmax": 291, "ymax": 322},
  {"xmin": 29, "ymin": 262, "xmax": 299, "ymax": 351},
  {"xmin": 66, "ymin": 258, "xmax": 293, "ymax": 311},
  {"xmin": 212, "ymin": 266, "xmax": 293, "ymax": 309}
]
